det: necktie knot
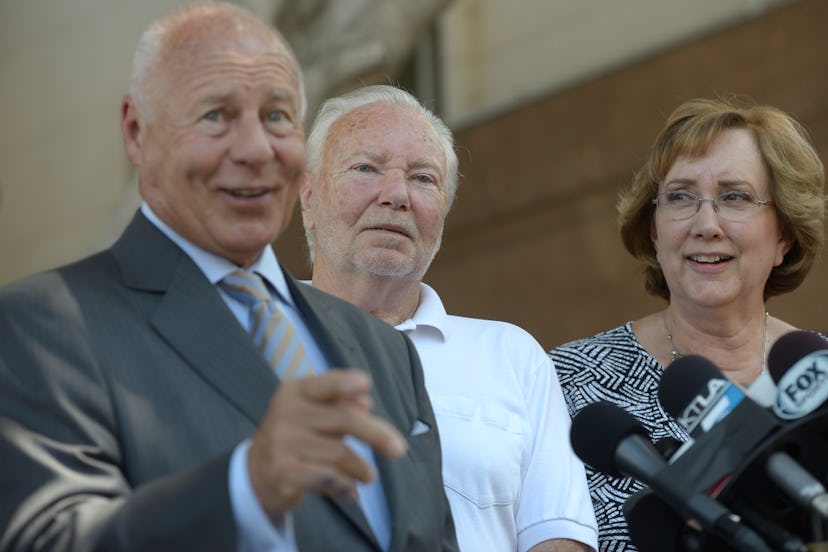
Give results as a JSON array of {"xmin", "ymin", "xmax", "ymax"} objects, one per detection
[
  {"xmin": 220, "ymin": 270, "xmax": 272, "ymax": 307},
  {"xmin": 219, "ymin": 270, "xmax": 313, "ymax": 380}
]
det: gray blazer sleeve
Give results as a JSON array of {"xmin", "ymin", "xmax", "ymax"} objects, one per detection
[{"xmin": 0, "ymin": 271, "xmax": 239, "ymax": 552}]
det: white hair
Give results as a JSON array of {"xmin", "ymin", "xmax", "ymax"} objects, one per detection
[
  {"xmin": 307, "ymin": 85, "xmax": 458, "ymax": 203},
  {"xmin": 303, "ymin": 85, "xmax": 458, "ymax": 262}
]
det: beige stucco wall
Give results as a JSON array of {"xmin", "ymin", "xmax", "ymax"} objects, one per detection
[{"xmin": 0, "ymin": 0, "xmax": 196, "ymax": 285}]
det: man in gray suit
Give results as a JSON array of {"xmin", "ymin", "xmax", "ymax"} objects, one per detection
[{"xmin": 0, "ymin": 4, "xmax": 457, "ymax": 552}]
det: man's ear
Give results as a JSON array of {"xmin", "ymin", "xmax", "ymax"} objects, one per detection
[
  {"xmin": 298, "ymin": 171, "xmax": 315, "ymax": 230},
  {"xmin": 121, "ymin": 96, "xmax": 143, "ymax": 167}
]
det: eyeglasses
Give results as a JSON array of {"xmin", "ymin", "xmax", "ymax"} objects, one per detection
[{"xmin": 652, "ymin": 190, "xmax": 773, "ymax": 221}]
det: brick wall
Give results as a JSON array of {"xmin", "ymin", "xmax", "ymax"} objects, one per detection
[{"xmin": 278, "ymin": 0, "xmax": 828, "ymax": 348}]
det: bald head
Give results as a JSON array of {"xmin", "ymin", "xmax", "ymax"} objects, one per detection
[
  {"xmin": 120, "ymin": 2, "xmax": 309, "ymax": 267},
  {"xmin": 129, "ymin": 2, "xmax": 306, "ymax": 122}
]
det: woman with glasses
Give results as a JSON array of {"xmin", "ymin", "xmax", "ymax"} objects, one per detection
[{"xmin": 550, "ymin": 97, "xmax": 826, "ymax": 551}]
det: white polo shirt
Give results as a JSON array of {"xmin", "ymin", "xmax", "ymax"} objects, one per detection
[{"xmin": 396, "ymin": 283, "xmax": 598, "ymax": 552}]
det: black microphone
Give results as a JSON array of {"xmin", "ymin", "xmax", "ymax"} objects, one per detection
[
  {"xmin": 623, "ymin": 489, "xmax": 704, "ymax": 552},
  {"xmin": 766, "ymin": 332, "xmax": 828, "ymax": 520},
  {"xmin": 769, "ymin": 330, "xmax": 828, "ymax": 420},
  {"xmin": 660, "ymin": 353, "xmax": 826, "ymax": 543},
  {"xmin": 624, "ymin": 489, "xmax": 805, "ymax": 552},
  {"xmin": 570, "ymin": 401, "xmax": 665, "ymax": 480},
  {"xmin": 729, "ymin": 496, "xmax": 809, "ymax": 552},
  {"xmin": 658, "ymin": 355, "xmax": 780, "ymax": 493},
  {"xmin": 659, "ymin": 355, "xmax": 779, "ymax": 440},
  {"xmin": 570, "ymin": 401, "xmax": 772, "ymax": 552},
  {"xmin": 653, "ymin": 436, "xmax": 682, "ymax": 459}
]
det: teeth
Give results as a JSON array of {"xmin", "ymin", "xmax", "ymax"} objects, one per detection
[
  {"xmin": 690, "ymin": 255, "xmax": 729, "ymax": 263},
  {"xmin": 229, "ymin": 189, "xmax": 266, "ymax": 198}
]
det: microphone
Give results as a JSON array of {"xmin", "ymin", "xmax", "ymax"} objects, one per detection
[
  {"xmin": 657, "ymin": 355, "xmax": 779, "ymax": 493},
  {"xmin": 570, "ymin": 401, "xmax": 772, "ymax": 552},
  {"xmin": 623, "ymin": 489, "xmax": 704, "ymax": 552},
  {"xmin": 659, "ymin": 355, "xmax": 777, "ymax": 438},
  {"xmin": 765, "ymin": 450, "xmax": 828, "ymax": 519},
  {"xmin": 624, "ymin": 489, "xmax": 810, "ymax": 552},
  {"xmin": 570, "ymin": 401, "xmax": 665, "ymax": 480},
  {"xmin": 653, "ymin": 436, "xmax": 682, "ymax": 459},
  {"xmin": 729, "ymin": 496, "xmax": 809, "ymax": 552},
  {"xmin": 660, "ymin": 353, "xmax": 827, "ymax": 542},
  {"xmin": 769, "ymin": 330, "xmax": 828, "ymax": 420}
]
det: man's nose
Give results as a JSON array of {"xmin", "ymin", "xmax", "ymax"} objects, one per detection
[
  {"xmin": 378, "ymin": 170, "xmax": 411, "ymax": 210},
  {"xmin": 230, "ymin": 114, "xmax": 272, "ymax": 166}
]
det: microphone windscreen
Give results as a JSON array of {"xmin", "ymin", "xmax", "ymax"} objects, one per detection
[
  {"xmin": 768, "ymin": 330, "xmax": 828, "ymax": 384},
  {"xmin": 624, "ymin": 489, "xmax": 695, "ymax": 552},
  {"xmin": 570, "ymin": 401, "xmax": 646, "ymax": 477},
  {"xmin": 658, "ymin": 355, "xmax": 723, "ymax": 419}
]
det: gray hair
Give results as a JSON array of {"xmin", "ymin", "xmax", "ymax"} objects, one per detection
[
  {"xmin": 303, "ymin": 85, "xmax": 458, "ymax": 262},
  {"xmin": 306, "ymin": 85, "xmax": 458, "ymax": 204},
  {"xmin": 129, "ymin": 2, "xmax": 306, "ymax": 122}
]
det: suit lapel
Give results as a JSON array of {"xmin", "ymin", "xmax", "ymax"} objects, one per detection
[
  {"xmin": 112, "ymin": 212, "xmax": 277, "ymax": 425},
  {"xmin": 151, "ymin": 263, "xmax": 277, "ymax": 424},
  {"xmin": 287, "ymin": 276, "xmax": 389, "ymax": 549},
  {"xmin": 287, "ymin": 279, "xmax": 361, "ymax": 366}
]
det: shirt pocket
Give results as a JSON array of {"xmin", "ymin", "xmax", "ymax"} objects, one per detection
[{"xmin": 431, "ymin": 395, "xmax": 525, "ymax": 508}]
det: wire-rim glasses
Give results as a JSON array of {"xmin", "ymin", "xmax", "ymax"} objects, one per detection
[{"xmin": 651, "ymin": 190, "xmax": 773, "ymax": 221}]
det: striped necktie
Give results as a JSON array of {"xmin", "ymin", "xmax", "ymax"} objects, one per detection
[{"xmin": 221, "ymin": 270, "xmax": 314, "ymax": 380}]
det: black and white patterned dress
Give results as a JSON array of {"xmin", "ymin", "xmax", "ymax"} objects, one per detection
[
  {"xmin": 550, "ymin": 323, "xmax": 689, "ymax": 552},
  {"xmin": 552, "ymin": 323, "xmax": 828, "ymax": 551}
]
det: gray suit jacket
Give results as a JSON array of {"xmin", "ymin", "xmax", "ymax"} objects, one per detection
[{"xmin": 0, "ymin": 212, "xmax": 457, "ymax": 552}]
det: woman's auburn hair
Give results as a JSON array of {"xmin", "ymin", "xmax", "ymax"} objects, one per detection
[{"xmin": 618, "ymin": 97, "xmax": 825, "ymax": 300}]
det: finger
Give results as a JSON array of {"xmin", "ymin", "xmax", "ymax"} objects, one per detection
[
  {"xmin": 344, "ymin": 390, "xmax": 373, "ymax": 411},
  {"xmin": 314, "ymin": 403, "xmax": 408, "ymax": 460},
  {"xmin": 249, "ymin": 442, "xmax": 361, "ymax": 508},
  {"xmin": 313, "ymin": 471, "xmax": 358, "ymax": 501},
  {"xmin": 331, "ymin": 441, "xmax": 377, "ymax": 484},
  {"xmin": 267, "ymin": 379, "xmax": 370, "ymax": 430},
  {"xmin": 287, "ymin": 429, "xmax": 378, "ymax": 484},
  {"xmin": 299, "ymin": 370, "xmax": 372, "ymax": 403},
  {"xmin": 260, "ymin": 373, "xmax": 406, "ymax": 474},
  {"xmin": 253, "ymin": 400, "xmax": 379, "ymax": 481},
  {"xmin": 272, "ymin": 394, "xmax": 405, "ymax": 462},
  {"xmin": 290, "ymin": 371, "xmax": 373, "ymax": 412},
  {"xmin": 355, "ymin": 416, "xmax": 408, "ymax": 460}
]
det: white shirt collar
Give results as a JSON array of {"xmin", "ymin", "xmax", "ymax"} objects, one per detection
[
  {"xmin": 140, "ymin": 203, "xmax": 295, "ymax": 307},
  {"xmin": 395, "ymin": 282, "xmax": 450, "ymax": 341}
]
